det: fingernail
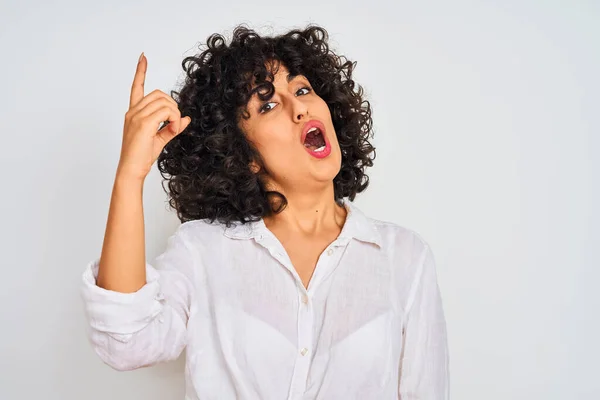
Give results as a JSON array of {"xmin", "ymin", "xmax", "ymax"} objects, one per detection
[{"xmin": 138, "ymin": 52, "xmax": 144, "ymax": 62}]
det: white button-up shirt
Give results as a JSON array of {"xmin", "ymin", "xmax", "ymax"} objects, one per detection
[{"xmin": 81, "ymin": 202, "xmax": 449, "ymax": 399}]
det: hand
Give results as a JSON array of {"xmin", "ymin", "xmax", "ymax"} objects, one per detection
[{"xmin": 116, "ymin": 52, "xmax": 191, "ymax": 181}]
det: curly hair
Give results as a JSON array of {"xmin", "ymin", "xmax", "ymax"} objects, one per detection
[{"xmin": 157, "ymin": 23, "xmax": 376, "ymax": 226}]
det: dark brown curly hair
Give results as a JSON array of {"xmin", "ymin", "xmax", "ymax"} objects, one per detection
[{"xmin": 157, "ymin": 23, "xmax": 376, "ymax": 226}]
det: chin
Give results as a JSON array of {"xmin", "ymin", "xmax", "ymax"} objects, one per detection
[{"xmin": 312, "ymin": 150, "xmax": 342, "ymax": 182}]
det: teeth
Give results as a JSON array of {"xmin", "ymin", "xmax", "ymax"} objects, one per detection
[
  {"xmin": 314, "ymin": 146, "xmax": 326, "ymax": 152},
  {"xmin": 307, "ymin": 127, "xmax": 319, "ymax": 134}
]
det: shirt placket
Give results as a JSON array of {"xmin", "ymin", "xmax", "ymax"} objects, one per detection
[
  {"xmin": 254, "ymin": 231, "xmax": 348, "ymax": 400},
  {"xmin": 287, "ymin": 284, "xmax": 313, "ymax": 400},
  {"xmin": 286, "ymin": 240, "xmax": 349, "ymax": 400},
  {"xmin": 255, "ymin": 234, "xmax": 313, "ymax": 399}
]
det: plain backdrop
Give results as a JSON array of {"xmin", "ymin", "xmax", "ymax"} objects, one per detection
[{"xmin": 0, "ymin": 0, "xmax": 597, "ymax": 399}]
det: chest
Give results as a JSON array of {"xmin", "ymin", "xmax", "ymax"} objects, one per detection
[
  {"xmin": 188, "ymin": 239, "xmax": 401, "ymax": 399},
  {"xmin": 279, "ymin": 236, "xmax": 332, "ymax": 289}
]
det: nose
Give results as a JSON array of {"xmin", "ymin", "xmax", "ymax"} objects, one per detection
[{"xmin": 288, "ymin": 95, "xmax": 309, "ymax": 122}]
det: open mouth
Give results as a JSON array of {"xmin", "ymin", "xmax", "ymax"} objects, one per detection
[{"xmin": 303, "ymin": 127, "xmax": 327, "ymax": 153}]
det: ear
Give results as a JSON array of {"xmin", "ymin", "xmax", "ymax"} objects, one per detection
[{"xmin": 249, "ymin": 160, "xmax": 261, "ymax": 174}]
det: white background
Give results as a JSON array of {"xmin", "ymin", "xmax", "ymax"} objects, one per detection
[{"xmin": 0, "ymin": 0, "xmax": 597, "ymax": 399}]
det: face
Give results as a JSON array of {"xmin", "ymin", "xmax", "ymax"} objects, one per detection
[{"xmin": 239, "ymin": 62, "xmax": 342, "ymax": 194}]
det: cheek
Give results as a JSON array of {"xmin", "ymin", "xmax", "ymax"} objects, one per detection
[
  {"xmin": 255, "ymin": 130, "xmax": 293, "ymax": 153},
  {"xmin": 253, "ymin": 133, "xmax": 297, "ymax": 168}
]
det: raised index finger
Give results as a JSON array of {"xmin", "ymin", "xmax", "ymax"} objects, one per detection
[{"xmin": 129, "ymin": 52, "xmax": 146, "ymax": 108}]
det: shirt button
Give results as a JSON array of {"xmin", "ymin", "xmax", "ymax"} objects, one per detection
[
  {"xmin": 301, "ymin": 294, "xmax": 309, "ymax": 304},
  {"xmin": 300, "ymin": 348, "xmax": 309, "ymax": 356},
  {"xmin": 326, "ymin": 248, "xmax": 334, "ymax": 256}
]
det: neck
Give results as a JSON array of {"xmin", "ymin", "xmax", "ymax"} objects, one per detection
[{"xmin": 264, "ymin": 183, "xmax": 346, "ymax": 236}]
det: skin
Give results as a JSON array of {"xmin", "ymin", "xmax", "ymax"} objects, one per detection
[
  {"xmin": 239, "ymin": 61, "xmax": 348, "ymax": 289},
  {"xmin": 97, "ymin": 53, "xmax": 350, "ymax": 293},
  {"xmin": 97, "ymin": 53, "xmax": 191, "ymax": 292}
]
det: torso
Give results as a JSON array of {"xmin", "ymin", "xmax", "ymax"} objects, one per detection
[
  {"xmin": 278, "ymin": 234, "xmax": 337, "ymax": 289},
  {"xmin": 83, "ymin": 201, "xmax": 447, "ymax": 400},
  {"xmin": 264, "ymin": 205, "xmax": 346, "ymax": 289}
]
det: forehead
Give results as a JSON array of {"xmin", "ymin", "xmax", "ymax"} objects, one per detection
[
  {"xmin": 249, "ymin": 62, "xmax": 303, "ymax": 88},
  {"xmin": 269, "ymin": 61, "xmax": 289, "ymax": 78}
]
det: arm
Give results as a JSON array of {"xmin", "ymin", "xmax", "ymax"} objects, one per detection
[
  {"xmin": 80, "ymin": 52, "xmax": 194, "ymax": 371},
  {"xmin": 96, "ymin": 173, "xmax": 146, "ymax": 293},
  {"xmin": 80, "ymin": 175, "xmax": 195, "ymax": 371},
  {"xmin": 398, "ymin": 243, "xmax": 450, "ymax": 399},
  {"xmin": 81, "ymin": 218, "xmax": 195, "ymax": 371}
]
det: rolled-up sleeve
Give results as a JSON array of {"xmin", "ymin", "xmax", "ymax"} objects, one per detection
[
  {"xmin": 80, "ymin": 225, "xmax": 196, "ymax": 371},
  {"xmin": 399, "ymin": 243, "xmax": 450, "ymax": 399}
]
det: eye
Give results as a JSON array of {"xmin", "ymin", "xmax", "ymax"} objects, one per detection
[
  {"xmin": 296, "ymin": 86, "xmax": 312, "ymax": 96},
  {"xmin": 259, "ymin": 101, "xmax": 277, "ymax": 114},
  {"xmin": 258, "ymin": 86, "xmax": 313, "ymax": 114}
]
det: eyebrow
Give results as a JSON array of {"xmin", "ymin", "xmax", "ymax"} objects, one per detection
[{"xmin": 287, "ymin": 72, "xmax": 300, "ymax": 83}]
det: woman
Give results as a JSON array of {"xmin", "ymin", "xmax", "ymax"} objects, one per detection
[{"xmin": 81, "ymin": 24, "xmax": 449, "ymax": 399}]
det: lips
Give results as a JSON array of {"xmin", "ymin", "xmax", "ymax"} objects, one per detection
[{"xmin": 301, "ymin": 120, "xmax": 331, "ymax": 159}]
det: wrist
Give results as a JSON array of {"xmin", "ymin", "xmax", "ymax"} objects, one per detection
[{"xmin": 114, "ymin": 168, "xmax": 146, "ymax": 187}]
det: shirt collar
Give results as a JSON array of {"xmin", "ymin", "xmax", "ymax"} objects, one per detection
[{"xmin": 223, "ymin": 200, "xmax": 381, "ymax": 247}]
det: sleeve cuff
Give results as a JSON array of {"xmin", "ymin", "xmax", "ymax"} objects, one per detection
[{"xmin": 80, "ymin": 258, "xmax": 165, "ymax": 336}]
